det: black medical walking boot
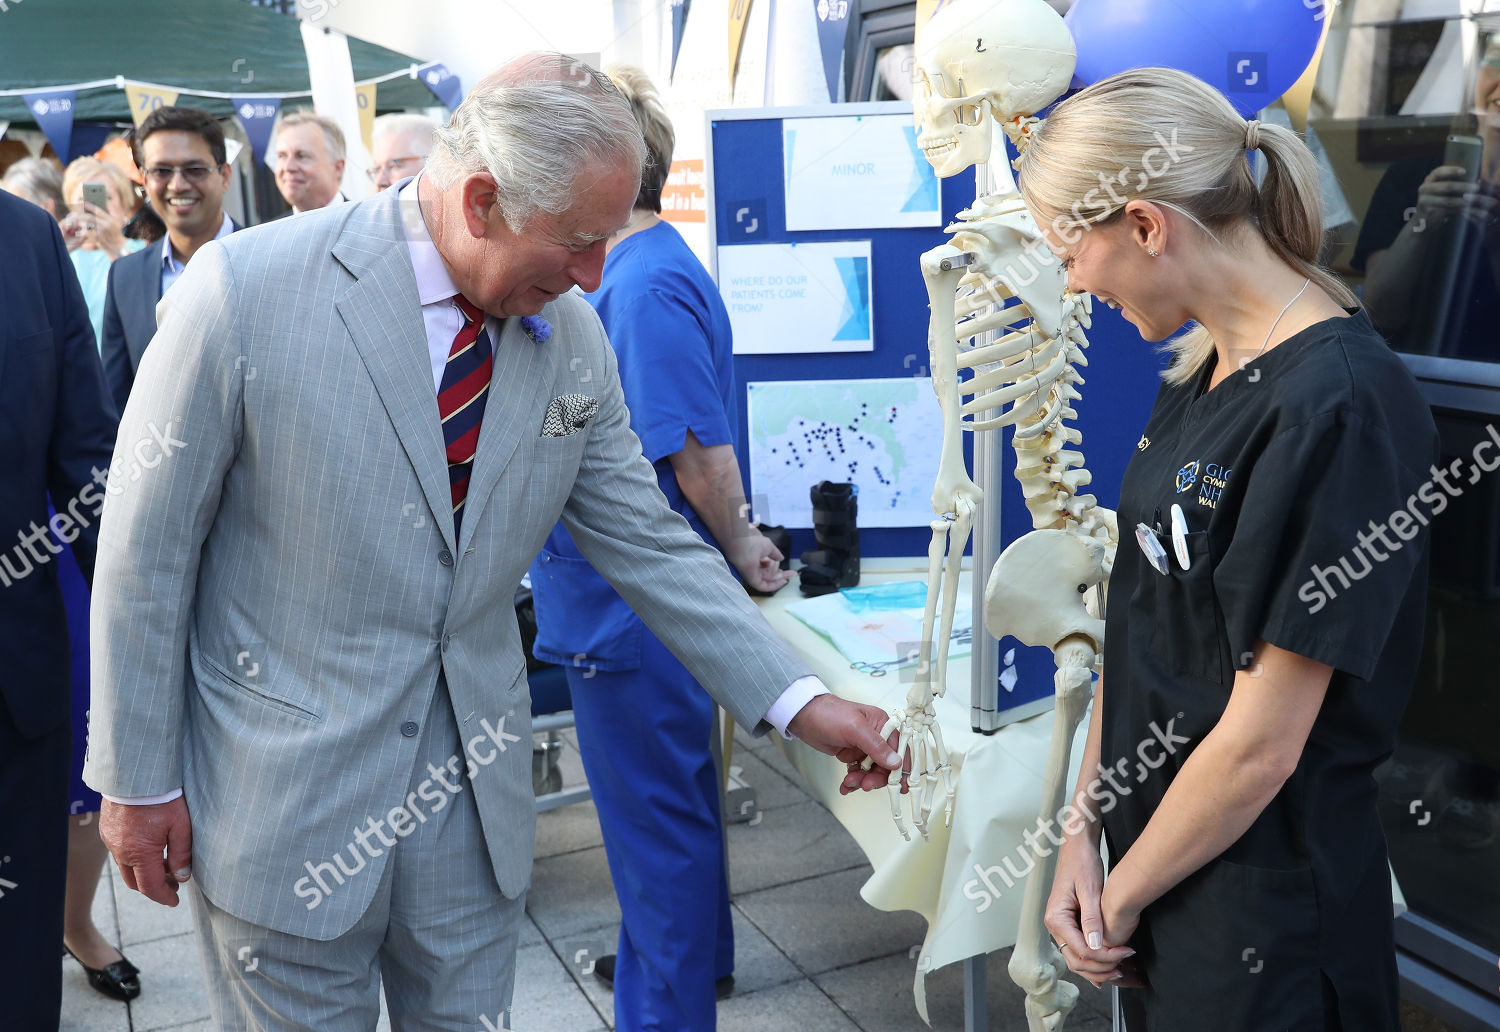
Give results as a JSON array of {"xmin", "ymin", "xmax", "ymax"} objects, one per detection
[{"xmin": 799, "ymin": 481, "xmax": 860, "ymax": 596}]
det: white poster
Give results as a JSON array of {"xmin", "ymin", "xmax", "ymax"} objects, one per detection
[
  {"xmin": 746, "ymin": 377, "xmax": 943, "ymax": 529},
  {"xmin": 782, "ymin": 113, "xmax": 941, "ymax": 231},
  {"xmin": 719, "ymin": 240, "xmax": 872, "ymax": 355}
]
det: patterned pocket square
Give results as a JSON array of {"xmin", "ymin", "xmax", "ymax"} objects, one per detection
[{"xmin": 541, "ymin": 394, "xmax": 599, "ymax": 437}]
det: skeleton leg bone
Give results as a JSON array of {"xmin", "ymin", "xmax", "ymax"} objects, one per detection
[{"xmin": 1007, "ymin": 638, "xmax": 1095, "ymax": 1032}]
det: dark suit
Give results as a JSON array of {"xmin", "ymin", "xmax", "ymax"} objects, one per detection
[
  {"xmin": 100, "ymin": 220, "xmax": 239, "ymax": 411},
  {"xmin": 0, "ymin": 190, "xmax": 118, "ymax": 1031},
  {"xmin": 99, "ymin": 237, "xmax": 163, "ymax": 412}
]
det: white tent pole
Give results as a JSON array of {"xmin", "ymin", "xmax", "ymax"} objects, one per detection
[{"xmin": 299, "ymin": 22, "xmax": 373, "ymax": 202}]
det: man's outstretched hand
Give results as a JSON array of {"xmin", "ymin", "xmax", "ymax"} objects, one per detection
[
  {"xmin": 99, "ymin": 797, "xmax": 194, "ymax": 907},
  {"xmin": 786, "ymin": 694, "xmax": 901, "ymax": 795}
]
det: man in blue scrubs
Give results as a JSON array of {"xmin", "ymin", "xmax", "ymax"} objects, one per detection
[{"xmin": 529, "ymin": 66, "xmax": 791, "ymax": 1031}]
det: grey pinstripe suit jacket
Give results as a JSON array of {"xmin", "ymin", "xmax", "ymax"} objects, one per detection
[{"xmin": 84, "ymin": 186, "xmax": 810, "ymax": 940}]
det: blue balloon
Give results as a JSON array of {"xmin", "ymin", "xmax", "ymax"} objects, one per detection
[{"xmin": 1065, "ymin": 0, "xmax": 1324, "ymax": 117}]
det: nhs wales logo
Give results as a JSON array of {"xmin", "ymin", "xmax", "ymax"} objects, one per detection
[{"xmin": 1175, "ymin": 460, "xmax": 1200, "ymax": 494}]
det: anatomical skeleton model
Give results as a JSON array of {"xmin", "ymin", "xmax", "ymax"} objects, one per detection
[{"xmin": 872, "ymin": 2, "xmax": 1119, "ymax": 1029}]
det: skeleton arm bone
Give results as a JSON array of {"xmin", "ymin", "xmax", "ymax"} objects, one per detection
[
  {"xmin": 861, "ymin": 242, "xmax": 983, "ymax": 840},
  {"xmin": 922, "ymin": 244, "xmax": 983, "ymax": 519}
]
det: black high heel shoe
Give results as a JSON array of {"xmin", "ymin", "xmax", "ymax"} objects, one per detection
[{"xmin": 63, "ymin": 943, "xmax": 142, "ymax": 1001}]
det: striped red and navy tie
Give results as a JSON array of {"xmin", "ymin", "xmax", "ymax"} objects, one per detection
[{"xmin": 438, "ymin": 295, "xmax": 493, "ymax": 537}]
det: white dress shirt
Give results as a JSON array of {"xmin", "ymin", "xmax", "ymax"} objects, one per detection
[
  {"xmin": 159, "ymin": 211, "xmax": 234, "ymax": 297},
  {"xmin": 291, "ymin": 191, "xmax": 348, "ymax": 216}
]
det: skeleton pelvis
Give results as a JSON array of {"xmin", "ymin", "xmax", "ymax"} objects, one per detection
[{"xmin": 984, "ymin": 529, "xmax": 1107, "ymax": 652}]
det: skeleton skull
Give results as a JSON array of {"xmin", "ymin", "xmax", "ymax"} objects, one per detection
[{"xmin": 913, "ymin": 0, "xmax": 1076, "ymax": 177}]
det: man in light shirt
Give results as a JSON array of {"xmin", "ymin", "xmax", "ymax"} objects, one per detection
[
  {"xmin": 273, "ymin": 109, "xmax": 347, "ymax": 214},
  {"xmin": 99, "ymin": 106, "xmax": 237, "ymax": 412}
]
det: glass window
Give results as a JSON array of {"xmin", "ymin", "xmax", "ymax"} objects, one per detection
[
  {"xmin": 1376, "ymin": 408, "xmax": 1500, "ymax": 959},
  {"xmin": 1311, "ymin": 0, "xmax": 1500, "ymax": 983},
  {"xmin": 1311, "ymin": 10, "xmax": 1499, "ymax": 366},
  {"xmin": 873, "ymin": 44, "xmax": 915, "ymax": 103}
]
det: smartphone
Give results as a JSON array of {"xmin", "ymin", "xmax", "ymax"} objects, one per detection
[
  {"xmin": 1444, "ymin": 133, "xmax": 1484, "ymax": 183},
  {"xmin": 81, "ymin": 181, "xmax": 110, "ymax": 211}
]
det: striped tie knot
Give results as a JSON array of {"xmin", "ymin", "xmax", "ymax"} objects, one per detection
[
  {"xmin": 439, "ymin": 294, "xmax": 494, "ymax": 537},
  {"xmin": 454, "ymin": 294, "xmax": 484, "ymax": 325}
]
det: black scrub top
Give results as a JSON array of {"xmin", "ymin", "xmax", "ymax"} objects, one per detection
[{"xmin": 1102, "ymin": 310, "xmax": 1438, "ymax": 1032}]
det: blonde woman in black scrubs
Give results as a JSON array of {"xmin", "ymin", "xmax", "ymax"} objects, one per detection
[{"xmin": 1014, "ymin": 68, "xmax": 1438, "ymax": 1031}]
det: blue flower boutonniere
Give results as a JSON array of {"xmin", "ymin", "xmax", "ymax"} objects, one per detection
[{"xmin": 521, "ymin": 315, "xmax": 552, "ymax": 344}]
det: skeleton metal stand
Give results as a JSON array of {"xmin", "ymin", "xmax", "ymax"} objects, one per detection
[
  {"xmin": 970, "ymin": 398, "xmax": 1005, "ymax": 736},
  {"xmin": 957, "ymin": 144, "xmax": 1013, "ymax": 1032}
]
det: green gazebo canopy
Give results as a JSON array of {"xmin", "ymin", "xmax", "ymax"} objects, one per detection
[{"xmin": 0, "ymin": 0, "xmax": 438, "ymax": 124}]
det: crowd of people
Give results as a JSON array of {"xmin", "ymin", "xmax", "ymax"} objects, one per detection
[
  {"xmin": 1, "ymin": 55, "xmax": 898, "ymax": 1032},
  {"xmin": 0, "ymin": 43, "xmax": 1474, "ymax": 1032}
]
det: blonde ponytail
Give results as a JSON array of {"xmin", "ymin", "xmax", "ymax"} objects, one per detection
[
  {"xmin": 1016, "ymin": 68, "xmax": 1354, "ymax": 386},
  {"xmin": 1252, "ymin": 120, "xmax": 1354, "ymax": 326}
]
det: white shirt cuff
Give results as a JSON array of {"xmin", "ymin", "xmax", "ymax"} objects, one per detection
[
  {"xmin": 103, "ymin": 788, "xmax": 184, "ymax": 806},
  {"xmin": 765, "ymin": 675, "xmax": 830, "ymax": 738}
]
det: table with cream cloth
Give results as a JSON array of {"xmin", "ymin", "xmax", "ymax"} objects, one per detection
[{"xmin": 751, "ymin": 557, "xmax": 1090, "ymax": 1023}]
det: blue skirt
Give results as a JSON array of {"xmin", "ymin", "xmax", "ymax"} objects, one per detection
[{"xmin": 54, "ymin": 510, "xmax": 99, "ymax": 816}]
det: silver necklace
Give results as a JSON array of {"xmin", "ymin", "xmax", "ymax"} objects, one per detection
[
  {"xmin": 1184, "ymin": 275, "xmax": 1313, "ymax": 430},
  {"xmin": 1253, "ymin": 276, "xmax": 1311, "ymax": 360}
]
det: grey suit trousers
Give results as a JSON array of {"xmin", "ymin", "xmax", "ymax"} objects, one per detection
[{"xmin": 190, "ymin": 680, "xmax": 524, "ymax": 1032}]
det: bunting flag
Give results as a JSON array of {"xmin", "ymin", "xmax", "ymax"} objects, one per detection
[
  {"xmin": 22, "ymin": 89, "xmax": 75, "ymax": 159},
  {"xmin": 123, "ymin": 82, "xmax": 179, "ymax": 128},
  {"xmin": 670, "ymin": 0, "xmax": 692, "ymax": 82},
  {"xmin": 355, "ymin": 81, "xmax": 378, "ymax": 153},
  {"xmin": 728, "ymin": 0, "xmax": 754, "ymax": 91},
  {"xmin": 232, "ymin": 96, "xmax": 282, "ymax": 165},
  {"xmin": 416, "ymin": 62, "xmax": 463, "ymax": 111},
  {"xmin": 813, "ymin": 0, "xmax": 852, "ymax": 103}
]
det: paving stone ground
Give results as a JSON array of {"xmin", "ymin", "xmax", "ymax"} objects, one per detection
[{"xmin": 60, "ymin": 726, "xmax": 1459, "ymax": 1032}]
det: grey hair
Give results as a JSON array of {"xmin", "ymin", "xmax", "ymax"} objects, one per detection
[
  {"xmin": 1017, "ymin": 67, "xmax": 1354, "ymax": 386},
  {"xmin": 372, "ymin": 112, "xmax": 438, "ymax": 153},
  {"xmin": 426, "ymin": 52, "xmax": 647, "ymax": 232},
  {"xmin": 2, "ymin": 157, "xmax": 67, "ymax": 216},
  {"xmin": 276, "ymin": 109, "xmax": 347, "ymax": 162}
]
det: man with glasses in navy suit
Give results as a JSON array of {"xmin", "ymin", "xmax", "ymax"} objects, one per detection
[{"xmin": 100, "ymin": 106, "xmax": 238, "ymax": 412}]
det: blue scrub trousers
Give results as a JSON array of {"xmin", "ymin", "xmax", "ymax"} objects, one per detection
[{"xmin": 565, "ymin": 629, "xmax": 733, "ymax": 1032}]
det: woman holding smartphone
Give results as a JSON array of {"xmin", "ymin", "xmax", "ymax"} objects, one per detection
[
  {"xmin": 61, "ymin": 157, "xmax": 144, "ymax": 347},
  {"xmin": 1014, "ymin": 68, "xmax": 1437, "ymax": 1030},
  {"xmin": 1358, "ymin": 32, "xmax": 1499, "ymax": 361}
]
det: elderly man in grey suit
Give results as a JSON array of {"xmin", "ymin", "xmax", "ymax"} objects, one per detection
[{"xmin": 84, "ymin": 54, "xmax": 900, "ymax": 1030}]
